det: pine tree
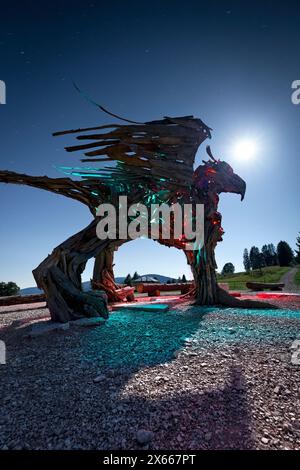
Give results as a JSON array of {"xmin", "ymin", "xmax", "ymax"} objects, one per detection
[
  {"xmin": 132, "ymin": 271, "xmax": 139, "ymax": 280},
  {"xmin": 182, "ymin": 274, "xmax": 187, "ymax": 282},
  {"xmin": 295, "ymin": 233, "xmax": 300, "ymax": 263},
  {"xmin": 124, "ymin": 274, "xmax": 132, "ymax": 286},
  {"xmin": 261, "ymin": 245, "xmax": 271, "ymax": 266},
  {"xmin": 261, "ymin": 244, "xmax": 278, "ymax": 266},
  {"xmin": 268, "ymin": 243, "xmax": 278, "ymax": 265},
  {"xmin": 277, "ymin": 241, "xmax": 294, "ymax": 266},
  {"xmin": 243, "ymin": 248, "xmax": 251, "ymax": 272},
  {"xmin": 257, "ymin": 252, "xmax": 266, "ymax": 273},
  {"xmin": 249, "ymin": 246, "xmax": 260, "ymax": 269}
]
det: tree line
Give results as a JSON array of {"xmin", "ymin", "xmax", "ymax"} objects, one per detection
[
  {"xmin": 221, "ymin": 232, "xmax": 300, "ymax": 275},
  {"xmin": 0, "ymin": 281, "xmax": 20, "ymax": 297},
  {"xmin": 243, "ymin": 233, "xmax": 300, "ymax": 272}
]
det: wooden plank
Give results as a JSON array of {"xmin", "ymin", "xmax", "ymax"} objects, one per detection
[{"xmin": 0, "ymin": 293, "xmax": 46, "ymax": 307}]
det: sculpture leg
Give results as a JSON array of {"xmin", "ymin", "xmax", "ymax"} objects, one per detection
[
  {"xmin": 190, "ymin": 256, "xmax": 275, "ymax": 310},
  {"xmin": 191, "ymin": 248, "xmax": 218, "ymax": 305},
  {"xmin": 33, "ymin": 220, "xmax": 109, "ymax": 322},
  {"xmin": 92, "ymin": 241, "xmax": 125, "ymax": 285}
]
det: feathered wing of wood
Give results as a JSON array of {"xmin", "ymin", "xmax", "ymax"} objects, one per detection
[
  {"xmin": 0, "ymin": 170, "xmax": 106, "ymax": 214},
  {"xmin": 53, "ymin": 116, "xmax": 212, "ymax": 189},
  {"xmin": 0, "ymin": 115, "xmax": 274, "ymax": 322}
]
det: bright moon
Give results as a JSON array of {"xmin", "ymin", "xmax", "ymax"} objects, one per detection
[{"xmin": 232, "ymin": 138, "xmax": 258, "ymax": 161}]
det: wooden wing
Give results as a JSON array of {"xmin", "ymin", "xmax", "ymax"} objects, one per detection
[{"xmin": 54, "ymin": 115, "xmax": 211, "ymax": 190}]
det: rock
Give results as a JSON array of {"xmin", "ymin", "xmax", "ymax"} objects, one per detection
[
  {"xmin": 71, "ymin": 317, "xmax": 106, "ymax": 327},
  {"xmin": 274, "ymin": 385, "xmax": 280, "ymax": 394},
  {"xmin": 93, "ymin": 375, "xmax": 106, "ymax": 383},
  {"xmin": 221, "ymin": 352, "xmax": 230, "ymax": 358},
  {"xmin": 136, "ymin": 429, "xmax": 154, "ymax": 445},
  {"xmin": 261, "ymin": 437, "xmax": 269, "ymax": 444},
  {"xmin": 28, "ymin": 320, "xmax": 69, "ymax": 337}
]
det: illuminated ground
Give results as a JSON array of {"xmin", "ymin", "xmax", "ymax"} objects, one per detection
[{"xmin": 0, "ymin": 299, "xmax": 299, "ymax": 450}]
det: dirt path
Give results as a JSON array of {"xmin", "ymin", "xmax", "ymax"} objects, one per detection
[{"xmin": 280, "ymin": 267, "xmax": 300, "ymax": 292}]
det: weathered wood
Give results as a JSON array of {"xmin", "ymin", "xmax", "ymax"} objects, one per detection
[
  {"xmin": 0, "ymin": 293, "xmax": 46, "ymax": 307},
  {"xmin": 246, "ymin": 282, "xmax": 285, "ymax": 291},
  {"xmin": 58, "ymin": 116, "xmax": 210, "ymax": 189},
  {"xmin": 136, "ymin": 282, "xmax": 193, "ymax": 295},
  {"xmin": 0, "ymin": 171, "xmax": 101, "ymax": 215},
  {"xmin": 0, "ymin": 114, "xmax": 276, "ymax": 322},
  {"xmin": 33, "ymin": 219, "xmax": 109, "ymax": 322}
]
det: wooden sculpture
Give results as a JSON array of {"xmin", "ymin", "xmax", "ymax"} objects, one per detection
[{"xmin": 0, "ymin": 112, "xmax": 272, "ymax": 322}]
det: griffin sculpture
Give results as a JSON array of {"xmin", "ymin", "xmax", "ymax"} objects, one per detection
[{"xmin": 0, "ymin": 112, "xmax": 271, "ymax": 322}]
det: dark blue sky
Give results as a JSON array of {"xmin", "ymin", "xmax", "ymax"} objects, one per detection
[{"xmin": 0, "ymin": 0, "xmax": 300, "ymax": 287}]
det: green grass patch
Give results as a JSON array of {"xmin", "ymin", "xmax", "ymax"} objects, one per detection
[
  {"xmin": 294, "ymin": 266, "xmax": 300, "ymax": 286},
  {"xmin": 217, "ymin": 265, "xmax": 291, "ymax": 290}
]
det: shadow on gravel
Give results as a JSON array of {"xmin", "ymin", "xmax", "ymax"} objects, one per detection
[
  {"xmin": 111, "ymin": 364, "xmax": 253, "ymax": 450},
  {"xmin": 0, "ymin": 306, "xmax": 254, "ymax": 450},
  {"xmin": 78, "ymin": 306, "xmax": 211, "ymax": 369},
  {"xmin": 73, "ymin": 307, "xmax": 253, "ymax": 449}
]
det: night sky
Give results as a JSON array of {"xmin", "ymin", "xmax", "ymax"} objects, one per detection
[{"xmin": 0, "ymin": 0, "xmax": 300, "ymax": 287}]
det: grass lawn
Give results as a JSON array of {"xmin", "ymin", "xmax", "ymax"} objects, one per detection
[
  {"xmin": 217, "ymin": 265, "xmax": 291, "ymax": 290},
  {"xmin": 294, "ymin": 266, "xmax": 300, "ymax": 286}
]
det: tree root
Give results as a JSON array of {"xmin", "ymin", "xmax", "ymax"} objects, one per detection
[
  {"xmin": 191, "ymin": 286, "xmax": 278, "ymax": 309},
  {"xmin": 216, "ymin": 286, "xmax": 278, "ymax": 309}
]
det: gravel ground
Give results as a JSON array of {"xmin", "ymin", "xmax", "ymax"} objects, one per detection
[
  {"xmin": 0, "ymin": 299, "xmax": 299, "ymax": 450},
  {"xmin": 280, "ymin": 267, "xmax": 300, "ymax": 293}
]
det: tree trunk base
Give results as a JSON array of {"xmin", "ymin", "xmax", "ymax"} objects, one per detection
[
  {"xmin": 33, "ymin": 264, "xmax": 109, "ymax": 323},
  {"xmin": 216, "ymin": 286, "xmax": 277, "ymax": 309},
  {"xmin": 193, "ymin": 286, "xmax": 278, "ymax": 309}
]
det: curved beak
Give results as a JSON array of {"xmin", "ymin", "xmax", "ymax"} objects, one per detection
[
  {"xmin": 240, "ymin": 179, "xmax": 246, "ymax": 201},
  {"xmin": 231, "ymin": 174, "xmax": 246, "ymax": 201}
]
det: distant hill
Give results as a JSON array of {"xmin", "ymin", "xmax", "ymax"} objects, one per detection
[
  {"xmin": 20, "ymin": 282, "xmax": 92, "ymax": 295},
  {"xmin": 135, "ymin": 274, "xmax": 177, "ymax": 283},
  {"xmin": 20, "ymin": 274, "xmax": 183, "ymax": 295},
  {"xmin": 20, "ymin": 286, "xmax": 43, "ymax": 296}
]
